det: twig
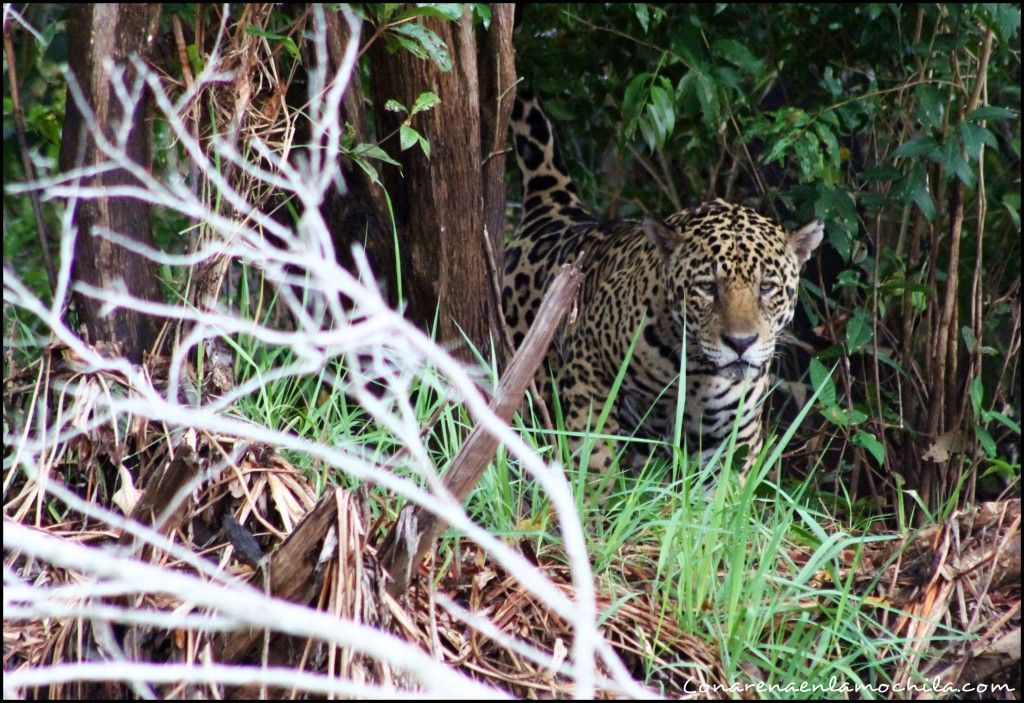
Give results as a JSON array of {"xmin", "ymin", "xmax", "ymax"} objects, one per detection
[
  {"xmin": 482, "ymin": 227, "xmax": 555, "ymax": 432},
  {"xmin": 929, "ymin": 29, "xmax": 994, "ymax": 441}
]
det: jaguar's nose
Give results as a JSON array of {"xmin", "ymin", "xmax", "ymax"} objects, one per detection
[{"xmin": 722, "ymin": 333, "xmax": 757, "ymax": 355}]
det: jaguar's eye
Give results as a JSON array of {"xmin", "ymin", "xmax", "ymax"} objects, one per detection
[
  {"xmin": 694, "ymin": 281, "xmax": 717, "ymax": 298},
  {"xmin": 759, "ymin": 281, "xmax": 778, "ymax": 297}
]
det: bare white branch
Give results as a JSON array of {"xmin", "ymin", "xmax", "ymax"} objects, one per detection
[
  {"xmin": 4, "ymin": 521, "xmax": 505, "ymax": 698},
  {"xmin": 3, "ymin": 661, "xmax": 455, "ymax": 700}
]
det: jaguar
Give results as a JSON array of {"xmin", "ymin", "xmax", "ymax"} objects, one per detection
[{"xmin": 502, "ymin": 90, "xmax": 823, "ymax": 472}]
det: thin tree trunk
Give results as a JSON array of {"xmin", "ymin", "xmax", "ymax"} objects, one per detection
[
  {"xmin": 58, "ymin": 4, "xmax": 163, "ymax": 364},
  {"xmin": 478, "ymin": 4, "xmax": 518, "ymax": 367}
]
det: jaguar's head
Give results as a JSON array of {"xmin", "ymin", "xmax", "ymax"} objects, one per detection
[{"xmin": 645, "ymin": 200, "xmax": 823, "ymax": 380}]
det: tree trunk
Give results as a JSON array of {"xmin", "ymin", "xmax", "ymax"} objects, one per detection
[
  {"xmin": 363, "ymin": 6, "xmax": 516, "ymax": 364},
  {"xmin": 477, "ymin": 5, "xmax": 518, "ymax": 368},
  {"xmin": 58, "ymin": 4, "xmax": 163, "ymax": 364}
]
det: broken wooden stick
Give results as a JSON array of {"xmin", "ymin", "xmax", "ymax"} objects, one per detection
[
  {"xmin": 380, "ymin": 263, "xmax": 580, "ymax": 596},
  {"xmin": 117, "ymin": 442, "xmax": 200, "ymax": 552},
  {"xmin": 216, "ymin": 490, "xmax": 340, "ymax": 663}
]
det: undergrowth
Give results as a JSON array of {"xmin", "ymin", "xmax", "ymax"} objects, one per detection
[{"xmin": 220, "ymin": 292, "xmax": 970, "ymax": 696}]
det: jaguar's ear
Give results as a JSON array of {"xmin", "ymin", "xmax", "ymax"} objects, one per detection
[
  {"xmin": 643, "ymin": 214, "xmax": 681, "ymax": 258},
  {"xmin": 788, "ymin": 219, "xmax": 824, "ymax": 265}
]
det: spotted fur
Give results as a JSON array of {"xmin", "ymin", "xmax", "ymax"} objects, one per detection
[{"xmin": 503, "ymin": 91, "xmax": 823, "ymax": 472}]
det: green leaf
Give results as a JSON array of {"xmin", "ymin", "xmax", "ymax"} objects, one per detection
[
  {"xmin": 861, "ymin": 192, "xmax": 886, "ymax": 211},
  {"xmin": 632, "ymin": 3, "xmax": 650, "ymax": 33},
  {"xmin": 648, "ymin": 83, "xmax": 675, "ymax": 147},
  {"xmin": 933, "ymin": 137, "xmax": 975, "ymax": 187},
  {"xmin": 411, "ymin": 91, "xmax": 441, "ymax": 115},
  {"xmin": 975, "ymin": 425, "xmax": 997, "ymax": 458},
  {"xmin": 763, "ymin": 135, "xmax": 795, "ymax": 166},
  {"xmin": 836, "ymin": 269, "xmax": 862, "ymax": 288},
  {"xmin": 814, "ymin": 121, "xmax": 841, "ymax": 171},
  {"xmin": 638, "ymin": 118, "xmax": 658, "ymax": 152},
  {"xmin": 905, "ymin": 164, "xmax": 935, "ymax": 221},
  {"xmin": 369, "ymin": 4, "xmax": 402, "ymax": 23},
  {"xmin": 471, "ymin": 4, "xmax": 491, "ymax": 27},
  {"xmin": 351, "ymin": 142, "xmax": 401, "ymax": 167},
  {"xmin": 986, "ymin": 411, "xmax": 1021, "ymax": 435},
  {"xmin": 867, "ymin": 4, "xmax": 886, "ymax": 20},
  {"xmin": 820, "ymin": 66, "xmax": 843, "ymax": 97},
  {"xmin": 959, "ymin": 122, "xmax": 998, "ymax": 160},
  {"xmin": 352, "ymin": 156, "xmax": 379, "ymax": 184},
  {"xmin": 846, "ymin": 311, "xmax": 873, "ymax": 353},
  {"xmin": 981, "ymin": 458, "xmax": 1017, "ymax": 481},
  {"xmin": 969, "ymin": 377, "xmax": 984, "ymax": 416},
  {"xmin": 821, "ymin": 405, "xmax": 844, "ymax": 425},
  {"xmin": 892, "ymin": 135, "xmax": 939, "ymax": 160},
  {"xmin": 244, "ymin": 26, "xmax": 283, "ymax": 40},
  {"xmin": 953, "ymin": 153, "xmax": 976, "ymax": 186},
  {"xmin": 967, "ymin": 105, "xmax": 1017, "ymax": 122},
  {"xmin": 1002, "ymin": 193, "xmax": 1021, "ymax": 231},
  {"xmin": 399, "ymin": 124, "xmax": 419, "ymax": 151},
  {"xmin": 978, "ymin": 3, "xmax": 1021, "ymax": 43},
  {"xmin": 186, "ymin": 43, "xmax": 204, "ymax": 76},
  {"xmin": 877, "ymin": 280, "xmax": 930, "ymax": 296},
  {"xmin": 622, "ymin": 72, "xmax": 652, "ymax": 138},
  {"xmin": 961, "ymin": 326, "xmax": 978, "ymax": 352},
  {"xmin": 854, "ymin": 430, "xmax": 886, "ymax": 465},
  {"xmin": 384, "ymin": 99, "xmax": 407, "ymax": 113},
  {"xmin": 671, "ymin": 24, "xmax": 706, "ymax": 68},
  {"xmin": 868, "ymin": 348, "xmax": 907, "ymax": 375},
  {"xmin": 694, "ymin": 70, "xmax": 719, "ymax": 126},
  {"xmin": 395, "ymin": 4, "xmax": 463, "ymax": 22},
  {"xmin": 914, "ymin": 85, "xmax": 945, "ymax": 130},
  {"xmin": 281, "ymin": 37, "xmax": 300, "ymax": 61},
  {"xmin": 713, "ymin": 66, "xmax": 742, "ymax": 93},
  {"xmin": 244, "ymin": 26, "xmax": 300, "ymax": 61},
  {"xmin": 861, "ymin": 166, "xmax": 901, "ymax": 182},
  {"xmin": 822, "ymin": 406, "xmax": 868, "ymax": 427},
  {"xmin": 792, "ymin": 131, "xmax": 824, "ymax": 181},
  {"xmin": 713, "ymin": 39, "xmax": 762, "ymax": 76},
  {"xmin": 809, "ymin": 357, "xmax": 837, "ymax": 408},
  {"xmin": 814, "ymin": 187, "xmax": 858, "ymax": 259},
  {"xmin": 391, "ymin": 22, "xmax": 452, "ymax": 71}
]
